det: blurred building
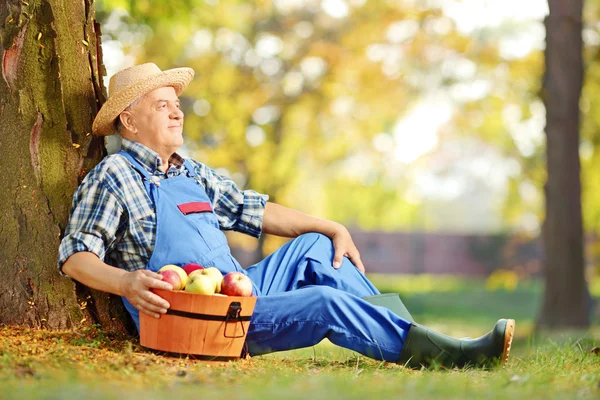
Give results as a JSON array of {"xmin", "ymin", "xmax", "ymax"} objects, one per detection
[{"xmin": 231, "ymin": 231, "xmax": 545, "ymax": 276}]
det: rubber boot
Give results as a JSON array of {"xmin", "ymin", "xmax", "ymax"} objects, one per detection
[
  {"xmin": 398, "ymin": 319, "xmax": 515, "ymax": 369},
  {"xmin": 363, "ymin": 293, "xmax": 415, "ymax": 323}
]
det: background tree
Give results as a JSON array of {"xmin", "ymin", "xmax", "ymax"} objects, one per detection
[
  {"xmin": 0, "ymin": 0, "xmax": 133, "ymax": 333},
  {"xmin": 538, "ymin": 0, "xmax": 590, "ymax": 329}
]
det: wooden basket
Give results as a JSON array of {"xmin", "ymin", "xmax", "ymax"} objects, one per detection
[{"xmin": 140, "ymin": 289, "xmax": 256, "ymax": 360}]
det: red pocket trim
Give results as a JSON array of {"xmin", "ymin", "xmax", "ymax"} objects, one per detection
[{"xmin": 177, "ymin": 202, "xmax": 213, "ymax": 215}]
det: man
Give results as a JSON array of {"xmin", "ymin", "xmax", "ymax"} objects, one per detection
[{"xmin": 59, "ymin": 63, "xmax": 515, "ymax": 369}]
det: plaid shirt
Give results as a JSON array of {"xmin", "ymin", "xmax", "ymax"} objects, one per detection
[{"xmin": 58, "ymin": 138, "xmax": 268, "ymax": 274}]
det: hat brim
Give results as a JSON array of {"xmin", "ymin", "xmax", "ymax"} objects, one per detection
[{"xmin": 92, "ymin": 67, "xmax": 195, "ymax": 136}]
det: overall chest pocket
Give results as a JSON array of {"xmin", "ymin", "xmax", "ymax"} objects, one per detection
[{"xmin": 177, "ymin": 201, "xmax": 225, "ymax": 250}]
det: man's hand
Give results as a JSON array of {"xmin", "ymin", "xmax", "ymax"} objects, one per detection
[
  {"xmin": 330, "ymin": 225, "xmax": 366, "ymax": 274},
  {"xmin": 119, "ymin": 270, "xmax": 173, "ymax": 318}
]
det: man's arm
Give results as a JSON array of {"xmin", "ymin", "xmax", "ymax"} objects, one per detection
[
  {"xmin": 62, "ymin": 252, "xmax": 172, "ymax": 318},
  {"xmin": 262, "ymin": 202, "xmax": 341, "ymax": 238},
  {"xmin": 261, "ymin": 202, "xmax": 366, "ymax": 273},
  {"xmin": 59, "ymin": 172, "xmax": 172, "ymax": 319}
]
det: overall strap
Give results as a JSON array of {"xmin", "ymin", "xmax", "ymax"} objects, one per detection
[
  {"xmin": 183, "ymin": 159, "xmax": 198, "ymax": 178},
  {"xmin": 119, "ymin": 150, "xmax": 197, "ymax": 180},
  {"xmin": 117, "ymin": 150, "xmax": 153, "ymax": 180}
]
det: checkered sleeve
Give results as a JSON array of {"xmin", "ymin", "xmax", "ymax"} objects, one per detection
[
  {"xmin": 192, "ymin": 160, "xmax": 268, "ymax": 238},
  {"xmin": 58, "ymin": 176, "xmax": 124, "ymax": 276}
]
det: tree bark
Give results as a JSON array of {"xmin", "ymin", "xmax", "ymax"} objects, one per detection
[
  {"xmin": 0, "ymin": 0, "xmax": 133, "ymax": 334},
  {"xmin": 538, "ymin": 0, "xmax": 590, "ymax": 329}
]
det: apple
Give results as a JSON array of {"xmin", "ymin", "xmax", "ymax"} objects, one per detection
[
  {"xmin": 182, "ymin": 263, "xmax": 204, "ymax": 276},
  {"xmin": 221, "ymin": 272, "xmax": 253, "ymax": 297},
  {"xmin": 185, "ymin": 272, "xmax": 216, "ymax": 295},
  {"xmin": 201, "ymin": 267, "xmax": 224, "ymax": 292},
  {"xmin": 158, "ymin": 264, "xmax": 188, "ymax": 288},
  {"xmin": 189, "ymin": 268, "xmax": 222, "ymax": 293},
  {"xmin": 159, "ymin": 269, "xmax": 183, "ymax": 290}
]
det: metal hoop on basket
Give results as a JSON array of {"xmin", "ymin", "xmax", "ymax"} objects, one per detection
[{"xmin": 224, "ymin": 302, "xmax": 246, "ymax": 338}]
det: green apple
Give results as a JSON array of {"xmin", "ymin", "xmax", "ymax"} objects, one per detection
[
  {"xmin": 185, "ymin": 272, "xmax": 216, "ymax": 295},
  {"xmin": 201, "ymin": 267, "xmax": 224, "ymax": 292}
]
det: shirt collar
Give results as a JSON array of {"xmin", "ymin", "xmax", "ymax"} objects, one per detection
[{"xmin": 121, "ymin": 138, "xmax": 185, "ymax": 174}]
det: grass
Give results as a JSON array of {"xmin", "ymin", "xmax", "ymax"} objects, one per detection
[{"xmin": 1, "ymin": 275, "xmax": 599, "ymax": 399}]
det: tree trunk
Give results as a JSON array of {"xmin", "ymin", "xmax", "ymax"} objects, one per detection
[
  {"xmin": 538, "ymin": 0, "xmax": 590, "ymax": 329},
  {"xmin": 0, "ymin": 0, "xmax": 133, "ymax": 334}
]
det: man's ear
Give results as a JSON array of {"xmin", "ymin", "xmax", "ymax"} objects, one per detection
[{"xmin": 119, "ymin": 111, "xmax": 137, "ymax": 134}]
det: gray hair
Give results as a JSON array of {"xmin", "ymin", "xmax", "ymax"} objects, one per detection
[{"xmin": 114, "ymin": 96, "xmax": 143, "ymax": 134}]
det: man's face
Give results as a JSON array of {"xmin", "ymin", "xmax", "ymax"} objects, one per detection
[{"xmin": 124, "ymin": 86, "xmax": 184, "ymax": 157}]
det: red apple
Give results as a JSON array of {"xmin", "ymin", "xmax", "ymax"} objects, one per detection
[
  {"xmin": 159, "ymin": 269, "xmax": 183, "ymax": 290},
  {"xmin": 158, "ymin": 264, "xmax": 188, "ymax": 287},
  {"xmin": 221, "ymin": 272, "xmax": 253, "ymax": 297},
  {"xmin": 182, "ymin": 263, "xmax": 204, "ymax": 276}
]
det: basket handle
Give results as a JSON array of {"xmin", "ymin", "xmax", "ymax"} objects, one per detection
[{"xmin": 224, "ymin": 302, "xmax": 246, "ymax": 338}]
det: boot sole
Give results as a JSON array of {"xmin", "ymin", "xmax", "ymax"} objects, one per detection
[{"xmin": 502, "ymin": 319, "xmax": 515, "ymax": 366}]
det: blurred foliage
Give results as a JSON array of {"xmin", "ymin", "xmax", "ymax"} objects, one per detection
[
  {"xmin": 367, "ymin": 273, "xmax": 464, "ymax": 294},
  {"xmin": 95, "ymin": 0, "xmax": 491, "ymax": 233},
  {"xmin": 447, "ymin": 0, "xmax": 600, "ymax": 243},
  {"xmin": 582, "ymin": 0, "xmax": 600, "ymax": 238},
  {"xmin": 485, "ymin": 268, "xmax": 519, "ymax": 292},
  {"xmin": 94, "ymin": 0, "xmax": 600, "ymax": 269}
]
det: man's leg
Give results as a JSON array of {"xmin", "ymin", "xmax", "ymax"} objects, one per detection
[
  {"xmin": 247, "ymin": 286, "xmax": 411, "ymax": 361},
  {"xmin": 247, "ymin": 286, "xmax": 515, "ymax": 368},
  {"xmin": 245, "ymin": 232, "xmax": 378, "ymax": 297},
  {"xmin": 245, "ymin": 232, "xmax": 414, "ymax": 321},
  {"xmin": 244, "ymin": 234, "xmax": 514, "ymax": 368}
]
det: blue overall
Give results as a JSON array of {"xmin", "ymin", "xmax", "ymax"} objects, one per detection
[{"xmin": 118, "ymin": 151, "xmax": 411, "ymax": 362}]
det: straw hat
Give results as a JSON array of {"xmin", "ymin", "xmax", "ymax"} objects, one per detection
[{"xmin": 92, "ymin": 63, "xmax": 195, "ymax": 136}]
